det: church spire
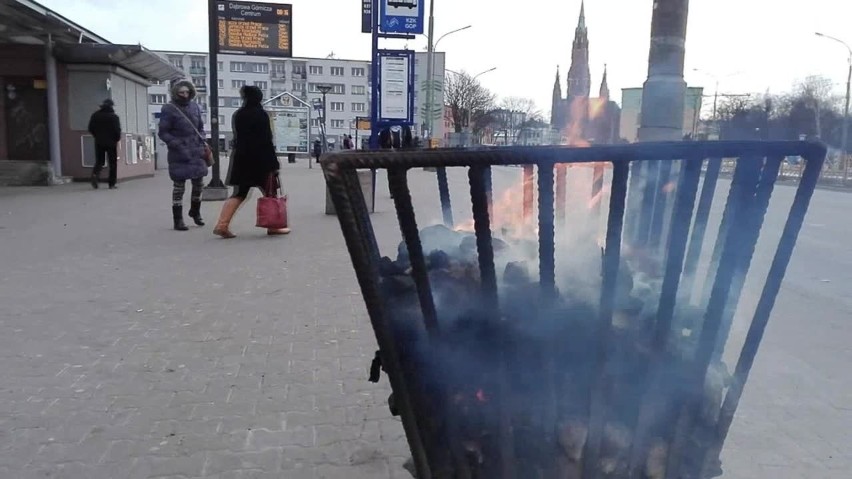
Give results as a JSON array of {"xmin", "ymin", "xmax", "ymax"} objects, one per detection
[
  {"xmin": 599, "ymin": 64, "xmax": 609, "ymax": 99},
  {"xmin": 566, "ymin": 1, "xmax": 591, "ymax": 99},
  {"xmin": 551, "ymin": 65, "xmax": 563, "ymax": 127}
]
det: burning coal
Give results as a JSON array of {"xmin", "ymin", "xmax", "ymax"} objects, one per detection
[{"xmin": 377, "ymin": 213, "xmax": 730, "ymax": 479}]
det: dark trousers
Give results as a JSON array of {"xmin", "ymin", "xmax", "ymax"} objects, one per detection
[{"xmin": 93, "ymin": 145, "xmax": 118, "ymax": 187}]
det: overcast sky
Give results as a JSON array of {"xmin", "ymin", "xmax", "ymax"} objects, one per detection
[{"xmin": 38, "ymin": 0, "xmax": 852, "ymax": 117}]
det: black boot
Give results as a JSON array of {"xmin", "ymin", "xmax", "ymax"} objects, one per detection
[
  {"xmin": 188, "ymin": 201, "xmax": 205, "ymax": 226},
  {"xmin": 90, "ymin": 174, "xmax": 99, "ymax": 189},
  {"xmin": 173, "ymin": 206, "xmax": 189, "ymax": 231}
]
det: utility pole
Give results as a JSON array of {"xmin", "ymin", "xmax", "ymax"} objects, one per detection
[
  {"xmin": 318, "ymin": 84, "xmax": 332, "ymax": 153},
  {"xmin": 204, "ymin": 0, "xmax": 227, "ymax": 201},
  {"xmin": 424, "ymin": 0, "xmax": 436, "ymax": 140},
  {"xmin": 815, "ymin": 32, "xmax": 851, "ymax": 160}
]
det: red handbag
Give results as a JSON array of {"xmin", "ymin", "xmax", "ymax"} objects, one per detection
[{"xmin": 256, "ymin": 174, "xmax": 288, "ymax": 229}]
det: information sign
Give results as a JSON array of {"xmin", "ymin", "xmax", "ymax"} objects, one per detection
[{"xmin": 217, "ymin": 1, "xmax": 292, "ymax": 57}]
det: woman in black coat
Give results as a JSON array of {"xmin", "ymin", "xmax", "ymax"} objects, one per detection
[{"xmin": 213, "ymin": 86, "xmax": 289, "ymax": 238}]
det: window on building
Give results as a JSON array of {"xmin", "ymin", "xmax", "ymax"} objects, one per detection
[
  {"xmin": 231, "ymin": 62, "xmax": 246, "ymax": 72},
  {"xmin": 311, "ymin": 118, "xmax": 321, "ymax": 127},
  {"xmin": 230, "ymin": 98, "xmax": 242, "ymax": 107},
  {"xmin": 352, "ymin": 85, "xmax": 366, "ymax": 95},
  {"xmin": 330, "ymin": 102, "xmax": 344, "ymax": 112},
  {"xmin": 218, "ymin": 97, "xmax": 225, "ymax": 107},
  {"xmin": 250, "ymin": 63, "xmax": 269, "ymax": 73},
  {"xmin": 232, "ymin": 80, "xmax": 246, "ymax": 89},
  {"xmin": 352, "ymin": 67, "xmax": 366, "ymax": 77},
  {"xmin": 309, "ymin": 65, "xmax": 323, "ymax": 75},
  {"xmin": 293, "ymin": 82, "xmax": 306, "ymax": 92},
  {"xmin": 330, "ymin": 119, "xmax": 345, "ymax": 129},
  {"xmin": 219, "ymin": 115, "xmax": 226, "ymax": 125},
  {"xmin": 332, "ymin": 84, "xmax": 345, "ymax": 94},
  {"xmin": 168, "ymin": 56, "xmax": 183, "ymax": 69},
  {"xmin": 352, "ymin": 102, "xmax": 366, "ymax": 112},
  {"xmin": 150, "ymin": 94, "xmax": 167, "ymax": 104},
  {"xmin": 254, "ymin": 81, "xmax": 268, "ymax": 90},
  {"xmin": 293, "ymin": 64, "xmax": 305, "ymax": 74},
  {"xmin": 218, "ymin": 79, "xmax": 224, "ymax": 89},
  {"xmin": 192, "ymin": 77, "xmax": 206, "ymax": 87},
  {"xmin": 218, "ymin": 61, "xmax": 224, "ymax": 71},
  {"xmin": 330, "ymin": 67, "xmax": 344, "ymax": 76},
  {"xmin": 272, "ymin": 62, "xmax": 286, "ymax": 73}
]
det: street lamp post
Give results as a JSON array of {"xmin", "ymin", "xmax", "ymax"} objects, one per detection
[
  {"xmin": 317, "ymin": 84, "xmax": 333, "ymax": 153},
  {"xmin": 204, "ymin": 0, "xmax": 227, "ymax": 200},
  {"xmin": 816, "ymin": 32, "xmax": 852, "ymax": 163},
  {"xmin": 425, "ymin": 24, "xmax": 472, "ymax": 140}
]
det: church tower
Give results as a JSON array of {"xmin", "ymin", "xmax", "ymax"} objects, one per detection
[
  {"xmin": 566, "ymin": 1, "xmax": 591, "ymax": 100},
  {"xmin": 599, "ymin": 64, "xmax": 609, "ymax": 100},
  {"xmin": 551, "ymin": 66, "xmax": 563, "ymax": 128}
]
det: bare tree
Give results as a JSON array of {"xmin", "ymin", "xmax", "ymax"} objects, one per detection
[
  {"xmin": 483, "ymin": 97, "xmax": 544, "ymax": 144},
  {"xmin": 795, "ymin": 75, "xmax": 840, "ymax": 138},
  {"xmin": 444, "ymin": 71, "xmax": 496, "ymax": 133}
]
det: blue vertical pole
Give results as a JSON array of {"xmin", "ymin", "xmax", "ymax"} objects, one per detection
[{"xmin": 369, "ymin": 0, "xmax": 380, "ymax": 150}]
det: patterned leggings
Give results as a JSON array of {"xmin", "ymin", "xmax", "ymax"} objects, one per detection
[{"xmin": 172, "ymin": 178, "xmax": 204, "ymax": 206}]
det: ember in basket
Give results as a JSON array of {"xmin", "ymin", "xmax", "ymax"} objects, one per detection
[{"xmin": 322, "ymin": 141, "xmax": 826, "ymax": 479}]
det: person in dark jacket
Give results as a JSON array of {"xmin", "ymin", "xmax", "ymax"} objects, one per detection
[
  {"xmin": 158, "ymin": 80, "xmax": 209, "ymax": 231},
  {"xmin": 87, "ymin": 99, "xmax": 122, "ymax": 189},
  {"xmin": 213, "ymin": 86, "xmax": 289, "ymax": 239}
]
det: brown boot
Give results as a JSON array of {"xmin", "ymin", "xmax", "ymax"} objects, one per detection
[
  {"xmin": 267, "ymin": 227, "xmax": 290, "ymax": 236},
  {"xmin": 213, "ymin": 198, "xmax": 242, "ymax": 238}
]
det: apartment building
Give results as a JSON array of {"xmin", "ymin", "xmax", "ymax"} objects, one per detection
[{"xmin": 148, "ymin": 51, "xmax": 446, "ymax": 148}]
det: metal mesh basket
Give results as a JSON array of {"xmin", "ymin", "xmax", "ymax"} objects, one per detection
[{"xmin": 321, "ymin": 141, "xmax": 826, "ymax": 479}]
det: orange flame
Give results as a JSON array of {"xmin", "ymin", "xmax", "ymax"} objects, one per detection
[{"xmin": 476, "ymin": 388, "xmax": 488, "ymax": 402}]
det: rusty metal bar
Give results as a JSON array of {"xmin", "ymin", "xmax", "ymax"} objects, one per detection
[
  {"xmin": 649, "ymin": 159, "xmax": 675, "ymax": 251},
  {"xmin": 387, "ymin": 168, "xmax": 440, "ymax": 335},
  {"xmin": 680, "ymin": 157, "xmax": 722, "ymax": 305},
  {"xmin": 701, "ymin": 150, "xmax": 825, "ymax": 476},
  {"xmin": 711, "ymin": 156, "xmax": 784, "ymax": 362},
  {"xmin": 522, "ymin": 164, "xmax": 535, "ymax": 225},
  {"xmin": 626, "ymin": 157, "xmax": 703, "ymax": 478},
  {"xmin": 468, "ymin": 165, "xmax": 515, "ymax": 478},
  {"xmin": 538, "ymin": 163, "xmax": 556, "ymax": 301},
  {"xmin": 635, "ymin": 160, "xmax": 660, "ymax": 249},
  {"xmin": 437, "ymin": 166, "xmax": 453, "ymax": 227},
  {"xmin": 323, "ymin": 166, "xmax": 432, "ymax": 479},
  {"xmin": 700, "ymin": 158, "xmax": 762, "ymax": 308},
  {"xmin": 591, "ymin": 162, "xmax": 605, "ymax": 218},
  {"xmin": 583, "ymin": 159, "xmax": 630, "ymax": 479},
  {"xmin": 555, "ymin": 164, "xmax": 568, "ymax": 227},
  {"xmin": 665, "ymin": 158, "xmax": 766, "ymax": 478}
]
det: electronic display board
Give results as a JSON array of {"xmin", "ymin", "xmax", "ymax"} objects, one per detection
[{"xmin": 217, "ymin": 1, "xmax": 292, "ymax": 57}]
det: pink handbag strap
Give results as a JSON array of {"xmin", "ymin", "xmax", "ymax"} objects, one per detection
[{"xmin": 265, "ymin": 174, "xmax": 280, "ymax": 198}]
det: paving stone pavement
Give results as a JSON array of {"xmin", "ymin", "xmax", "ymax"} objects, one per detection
[{"xmin": 0, "ymin": 160, "xmax": 849, "ymax": 478}]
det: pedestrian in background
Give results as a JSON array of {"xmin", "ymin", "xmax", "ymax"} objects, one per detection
[
  {"xmin": 157, "ymin": 80, "xmax": 209, "ymax": 231},
  {"xmin": 312, "ymin": 139, "xmax": 322, "ymax": 163},
  {"xmin": 87, "ymin": 99, "xmax": 122, "ymax": 189},
  {"xmin": 213, "ymin": 85, "xmax": 289, "ymax": 239}
]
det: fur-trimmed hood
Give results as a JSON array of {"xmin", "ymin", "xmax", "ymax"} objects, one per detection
[{"xmin": 170, "ymin": 80, "xmax": 197, "ymax": 101}]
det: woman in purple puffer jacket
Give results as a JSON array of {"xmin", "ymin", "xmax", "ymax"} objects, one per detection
[{"xmin": 158, "ymin": 80, "xmax": 209, "ymax": 231}]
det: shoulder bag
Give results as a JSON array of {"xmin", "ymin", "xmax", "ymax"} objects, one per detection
[{"xmin": 168, "ymin": 103, "xmax": 215, "ymax": 167}]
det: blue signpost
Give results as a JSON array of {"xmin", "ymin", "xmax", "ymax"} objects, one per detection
[{"xmin": 368, "ymin": 0, "xmax": 421, "ymax": 149}]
